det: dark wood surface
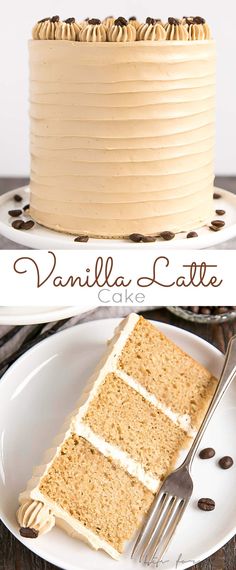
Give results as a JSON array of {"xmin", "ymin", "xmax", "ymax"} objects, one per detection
[{"xmin": 0, "ymin": 307, "xmax": 236, "ymax": 569}]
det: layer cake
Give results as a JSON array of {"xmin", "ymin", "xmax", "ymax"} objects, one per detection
[
  {"xmin": 17, "ymin": 314, "xmax": 217, "ymax": 558},
  {"xmin": 29, "ymin": 15, "xmax": 215, "ymax": 238}
]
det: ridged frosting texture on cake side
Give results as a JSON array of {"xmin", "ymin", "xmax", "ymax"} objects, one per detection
[{"xmin": 29, "ymin": 40, "xmax": 215, "ymax": 236}]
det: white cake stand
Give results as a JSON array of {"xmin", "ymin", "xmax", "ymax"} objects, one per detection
[{"xmin": 0, "ymin": 186, "xmax": 236, "ymax": 250}]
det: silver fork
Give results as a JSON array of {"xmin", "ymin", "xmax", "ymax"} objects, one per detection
[{"xmin": 131, "ymin": 334, "xmax": 236, "ymax": 566}]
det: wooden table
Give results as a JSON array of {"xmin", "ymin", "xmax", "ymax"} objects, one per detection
[{"xmin": 0, "ymin": 307, "xmax": 235, "ymax": 569}]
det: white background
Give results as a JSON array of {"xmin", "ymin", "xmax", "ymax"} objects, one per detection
[
  {"xmin": 0, "ymin": 250, "xmax": 232, "ymax": 306},
  {"xmin": 0, "ymin": 0, "xmax": 235, "ymax": 176}
]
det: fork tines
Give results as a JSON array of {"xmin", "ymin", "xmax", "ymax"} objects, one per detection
[{"xmin": 131, "ymin": 490, "xmax": 188, "ymax": 565}]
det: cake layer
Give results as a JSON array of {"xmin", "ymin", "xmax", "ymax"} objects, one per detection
[
  {"xmin": 83, "ymin": 373, "xmax": 188, "ymax": 480},
  {"xmin": 29, "ymin": 40, "xmax": 215, "ymax": 237},
  {"xmin": 118, "ymin": 317, "xmax": 217, "ymax": 429},
  {"xmin": 17, "ymin": 313, "xmax": 218, "ymax": 557},
  {"xmin": 39, "ymin": 435, "xmax": 153, "ymax": 553}
]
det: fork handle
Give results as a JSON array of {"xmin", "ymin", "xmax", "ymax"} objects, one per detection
[{"xmin": 184, "ymin": 334, "xmax": 236, "ymax": 470}]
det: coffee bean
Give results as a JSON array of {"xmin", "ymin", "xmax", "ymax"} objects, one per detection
[
  {"xmin": 12, "ymin": 220, "xmax": 34, "ymax": 231},
  {"xmin": 183, "ymin": 306, "xmax": 236, "ymax": 317},
  {"xmin": 142, "ymin": 235, "xmax": 157, "ymax": 243},
  {"xmin": 129, "ymin": 233, "xmax": 144, "ymax": 242},
  {"xmin": 187, "ymin": 231, "xmax": 198, "ymax": 238},
  {"xmin": 213, "ymin": 192, "xmax": 221, "ymax": 199},
  {"xmin": 198, "ymin": 498, "xmax": 215, "ymax": 511},
  {"xmin": 8, "ymin": 209, "xmax": 22, "ymax": 217},
  {"xmin": 160, "ymin": 231, "xmax": 175, "ymax": 241},
  {"xmin": 218, "ymin": 456, "xmax": 234, "ymax": 470},
  {"xmin": 74, "ymin": 236, "xmax": 89, "ymax": 242},
  {"xmin": 211, "ymin": 220, "xmax": 225, "ymax": 228},
  {"xmin": 12, "ymin": 220, "xmax": 24, "ymax": 230},
  {"xmin": 189, "ymin": 306, "xmax": 200, "ymax": 314},
  {"xmin": 14, "ymin": 194, "xmax": 23, "ymax": 202},
  {"xmin": 199, "ymin": 447, "xmax": 215, "ymax": 459},
  {"xmin": 200, "ymin": 307, "xmax": 211, "ymax": 315},
  {"xmin": 22, "ymin": 220, "xmax": 35, "ymax": 230},
  {"xmin": 213, "ymin": 307, "xmax": 228, "ymax": 315},
  {"xmin": 215, "ymin": 209, "xmax": 225, "ymax": 216},
  {"xmin": 20, "ymin": 527, "xmax": 39, "ymax": 538},
  {"xmin": 23, "ymin": 204, "xmax": 30, "ymax": 212},
  {"xmin": 209, "ymin": 225, "xmax": 221, "ymax": 232}
]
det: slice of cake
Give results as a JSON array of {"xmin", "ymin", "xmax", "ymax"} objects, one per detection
[
  {"xmin": 29, "ymin": 15, "xmax": 215, "ymax": 239},
  {"xmin": 17, "ymin": 314, "xmax": 217, "ymax": 558}
]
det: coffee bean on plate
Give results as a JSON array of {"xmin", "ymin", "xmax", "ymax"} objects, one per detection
[
  {"xmin": 198, "ymin": 498, "xmax": 215, "ymax": 511},
  {"xmin": 23, "ymin": 204, "xmax": 30, "ymax": 212},
  {"xmin": 74, "ymin": 235, "xmax": 89, "ymax": 242},
  {"xmin": 218, "ymin": 456, "xmax": 234, "ymax": 470},
  {"xmin": 8, "ymin": 209, "xmax": 22, "ymax": 217},
  {"xmin": 12, "ymin": 220, "xmax": 24, "ymax": 230},
  {"xmin": 14, "ymin": 194, "xmax": 23, "ymax": 202},
  {"xmin": 129, "ymin": 233, "xmax": 144, "ymax": 242},
  {"xmin": 213, "ymin": 192, "xmax": 221, "ymax": 199},
  {"xmin": 199, "ymin": 447, "xmax": 215, "ymax": 459},
  {"xmin": 142, "ymin": 235, "xmax": 157, "ymax": 243},
  {"xmin": 12, "ymin": 220, "xmax": 34, "ymax": 231},
  {"xmin": 160, "ymin": 231, "xmax": 175, "ymax": 241},
  {"xmin": 186, "ymin": 231, "xmax": 198, "ymax": 238},
  {"xmin": 22, "ymin": 220, "xmax": 35, "ymax": 230},
  {"xmin": 215, "ymin": 209, "xmax": 225, "ymax": 216},
  {"xmin": 211, "ymin": 220, "xmax": 225, "ymax": 228}
]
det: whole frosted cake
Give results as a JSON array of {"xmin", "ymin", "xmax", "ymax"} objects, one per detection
[
  {"xmin": 17, "ymin": 314, "xmax": 217, "ymax": 557},
  {"xmin": 29, "ymin": 16, "xmax": 215, "ymax": 239}
]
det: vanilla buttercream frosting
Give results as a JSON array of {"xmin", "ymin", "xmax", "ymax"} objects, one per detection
[
  {"xmin": 187, "ymin": 17, "xmax": 212, "ymax": 40},
  {"xmin": 107, "ymin": 17, "xmax": 136, "ymax": 42},
  {"xmin": 79, "ymin": 19, "xmax": 107, "ymax": 42},
  {"xmin": 102, "ymin": 16, "xmax": 115, "ymax": 29},
  {"xmin": 29, "ymin": 39, "xmax": 215, "ymax": 237},
  {"xmin": 165, "ymin": 18, "xmax": 189, "ymax": 40},
  {"xmin": 32, "ymin": 16, "xmax": 60, "ymax": 40},
  {"xmin": 128, "ymin": 16, "xmax": 141, "ymax": 31},
  {"xmin": 55, "ymin": 18, "xmax": 81, "ymax": 41},
  {"xmin": 137, "ymin": 18, "xmax": 166, "ymax": 41},
  {"xmin": 17, "ymin": 500, "xmax": 55, "ymax": 536}
]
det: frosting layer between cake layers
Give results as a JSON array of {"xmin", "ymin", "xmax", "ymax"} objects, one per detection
[
  {"xmin": 17, "ymin": 314, "xmax": 217, "ymax": 558},
  {"xmin": 29, "ymin": 40, "xmax": 216, "ymax": 237}
]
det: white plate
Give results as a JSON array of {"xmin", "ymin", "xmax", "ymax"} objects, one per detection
[
  {"xmin": 0, "ymin": 318, "xmax": 236, "ymax": 570},
  {"xmin": 0, "ymin": 306, "xmax": 94, "ymax": 325},
  {"xmin": 0, "ymin": 187, "xmax": 236, "ymax": 250}
]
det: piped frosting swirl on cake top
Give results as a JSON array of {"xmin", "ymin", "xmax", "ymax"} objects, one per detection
[
  {"xmin": 186, "ymin": 17, "xmax": 212, "ymax": 40},
  {"xmin": 79, "ymin": 19, "xmax": 107, "ymax": 42},
  {"xmin": 128, "ymin": 16, "xmax": 141, "ymax": 30},
  {"xmin": 55, "ymin": 18, "xmax": 81, "ymax": 41},
  {"xmin": 137, "ymin": 18, "xmax": 166, "ymax": 41},
  {"xmin": 107, "ymin": 17, "xmax": 136, "ymax": 42},
  {"xmin": 165, "ymin": 18, "xmax": 189, "ymax": 41},
  {"xmin": 32, "ymin": 16, "xmax": 60, "ymax": 40},
  {"xmin": 102, "ymin": 16, "xmax": 115, "ymax": 29},
  {"xmin": 31, "ymin": 15, "xmax": 212, "ymax": 41}
]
